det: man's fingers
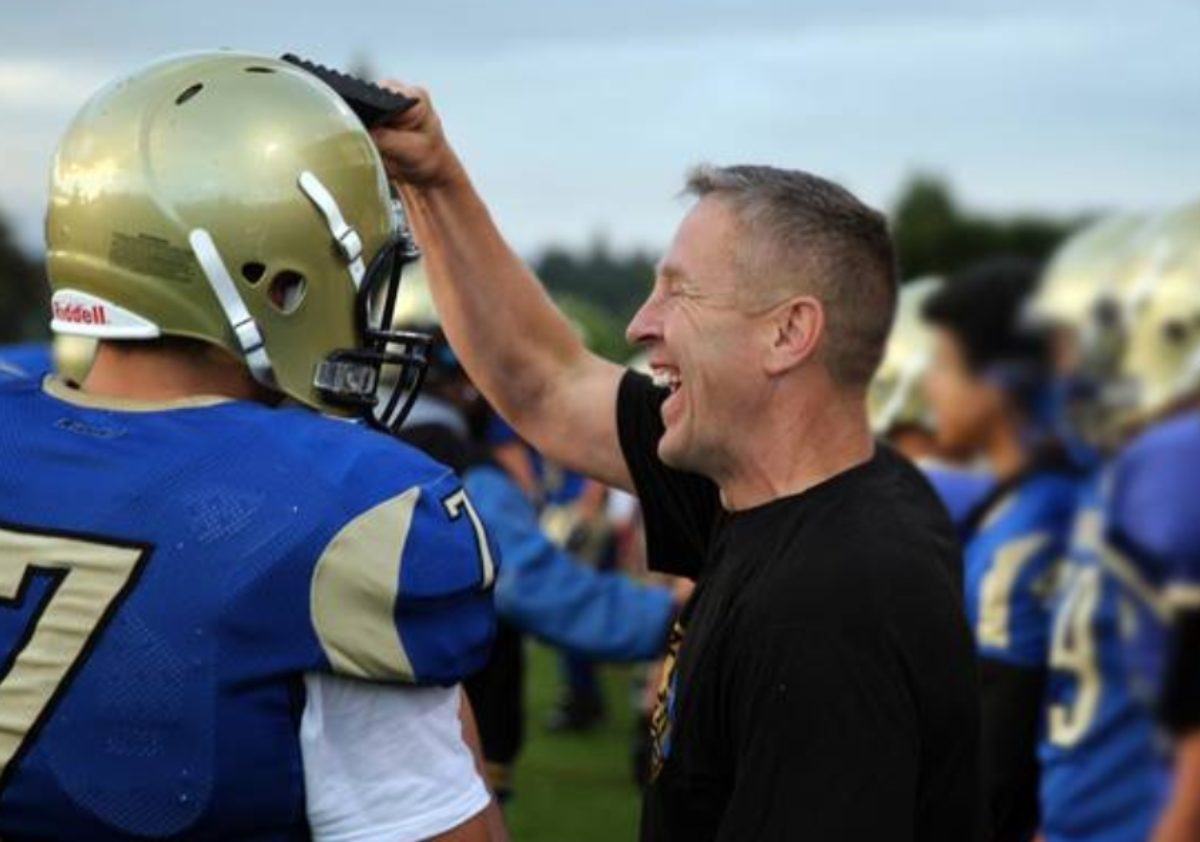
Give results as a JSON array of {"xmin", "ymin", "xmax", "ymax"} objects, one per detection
[
  {"xmin": 379, "ymin": 79, "xmax": 426, "ymax": 102},
  {"xmin": 377, "ymin": 80, "xmax": 431, "ymax": 127}
]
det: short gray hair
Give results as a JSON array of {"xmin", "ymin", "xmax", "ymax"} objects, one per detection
[{"xmin": 685, "ymin": 164, "xmax": 897, "ymax": 386}]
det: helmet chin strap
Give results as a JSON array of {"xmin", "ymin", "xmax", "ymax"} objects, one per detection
[
  {"xmin": 298, "ymin": 170, "xmax": 366, "ymax": 288},
  {"xmin": 189, "ymin": 228, "xmax": 277, "ymax": 388}
]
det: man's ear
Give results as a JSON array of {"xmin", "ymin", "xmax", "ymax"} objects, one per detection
[{"xmin": 763, "ymin": 295, "xmax": 823, "ymax": 376}]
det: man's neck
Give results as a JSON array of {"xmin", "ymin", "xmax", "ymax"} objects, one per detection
[
  {"xmin": 715, "ymin": 387, "xmax": 876, "ymax": 511},
  {"xmin": 82, "ymin": 342, "xmax": 268, "ymax": 403}
]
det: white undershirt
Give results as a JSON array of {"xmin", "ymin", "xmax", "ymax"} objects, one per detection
[{"xmin": 300, "ymin": 674, "xmax": 491, "ymax": 842}]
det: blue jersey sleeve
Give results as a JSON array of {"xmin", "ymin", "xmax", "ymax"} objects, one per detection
[
  {"xmin": 1108, "ymin": 414, "xmax": 1200, "ymax": 595},
  {"xmin": 308, "ymin": 454, "xmax": 499, "ymax": 686},
  {"xmin": 465, "ymin": 465, "xmax": 673, "ymax": 661}
]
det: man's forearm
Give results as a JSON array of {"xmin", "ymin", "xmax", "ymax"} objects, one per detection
[
  {"xmin": 374, "ymin": 87, "xmax": 630, "ymax": 489},
  {"xmin": 398, "ymin": 171, "xmax": 585, "ymax": 437}
]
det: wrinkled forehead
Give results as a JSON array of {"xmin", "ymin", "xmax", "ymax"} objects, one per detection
[{"xmin": 657, "ymin": 197, "xmax": 744, "ymax": 288}]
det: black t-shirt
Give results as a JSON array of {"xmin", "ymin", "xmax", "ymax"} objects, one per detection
[{"xmin": 616, "ymin": 372, "xmax": 980, "ymax": 842}]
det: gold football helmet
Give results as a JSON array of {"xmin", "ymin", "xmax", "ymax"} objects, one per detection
[
  {"xmin": 1028, "ymin": 214, "xmax": 1146, "ymax": 373},
  {"xmin": 1027, "ymin": 214, "xmax": 1156, "ymax": 448},
  {"xmin": 46, "ymin": 51, "xmax": 429, "ymax": 430},
  {"xmin": 1114, "ymin": 200, "xmax": 1200, "ymax": 425},
  {"xmin": 868, "ymin": 276, "xmax": 941, "ymax": 436}
]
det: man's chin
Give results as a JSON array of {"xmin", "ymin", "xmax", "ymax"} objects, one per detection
[{"xmin": 657, "ymin": 433, "xmax": 694, "ymax": 473}]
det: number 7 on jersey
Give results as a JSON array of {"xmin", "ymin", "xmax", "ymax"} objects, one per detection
[{"xmin": 0, "ymin": 524, "xmax": 150, "ymax": 789}]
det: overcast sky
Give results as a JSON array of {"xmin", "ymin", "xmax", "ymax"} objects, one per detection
[{"xmin": 2, "ymin": 0, "xmax": 1197, "ymax": 256}]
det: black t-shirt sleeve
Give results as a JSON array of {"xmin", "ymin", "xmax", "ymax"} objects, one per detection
[
  {"xmin": 615, "ymin": 370, "xmax": 721, "ymax": 578},
  {"xmin": 978, "ymin": 658, "xmax": 1043, "ymax": 842},
  {"xmin": 1161, "ymin": 608, "xmax": 1200, "ymax": 735}
]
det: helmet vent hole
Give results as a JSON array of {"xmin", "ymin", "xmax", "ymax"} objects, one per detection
[
  {"xmin": 268, "ymin": 270, "xmax": 307, "ymax": 314},
  {"xmin": 245, "ymin": 66, "xmax": 276, "ymax": 74},
  {"xmin": 240, "ymin": 262, "xmax": 266, "ymax": 285},
  {"xmin": 175, "ymin": 83, "xmax": 204, "ymax": 106},
  {"xmin": 1165, "ymin": 321, "xmax": 1189, "ymax": 344}
]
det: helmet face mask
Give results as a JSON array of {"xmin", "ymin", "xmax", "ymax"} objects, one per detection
[
  {"xmin": 46, "ymin": 51, "xmax": 432, "ymax": 432},
  {"xmin": 316, "ymin": 230, "xmax": 432, "ymax": 433}
]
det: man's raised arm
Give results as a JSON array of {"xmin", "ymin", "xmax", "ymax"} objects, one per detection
[{"xmin": 371, "ymin": 84, "xmax": 632, "ymax": 491}]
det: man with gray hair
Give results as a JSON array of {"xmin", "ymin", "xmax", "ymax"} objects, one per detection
[{"xmin": 373, "ymin": 87, "xmax": 979, "ymax": 841}]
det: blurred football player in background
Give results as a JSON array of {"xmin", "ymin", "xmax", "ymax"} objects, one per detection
[
  {"xmin": 1087, "ymin": 200, "xmax": 1200, "ymax": 842},
  {"xmin": 868, "ymin": 275, "xmax": 995, "ymax": 530},
  {"xmin": 0, "ymin": 53, "xmax": 505, "ymax": 841},
  {"xmin": 921, "ymin": 257, "xmax": 1078, "ymax": 842},
  {"xmin": 868, "ymin": 275, "xmax": 943, "ymax": 462},
  {"xmin": 1026, "ymin": 215, "xmax": 1166, "ymax": 842}
]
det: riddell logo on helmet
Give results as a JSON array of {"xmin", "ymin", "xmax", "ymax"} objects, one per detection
[{"xmin": 53, "ymin": 300, "xmax": 109, "ymax": 326}]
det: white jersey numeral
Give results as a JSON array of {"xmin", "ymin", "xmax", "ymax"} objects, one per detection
[
  {"xmin": 442, "ymin": 490, "xmax": 496, "ymax": 589},
  {"xmin": 1048, "ymin": 564, "xmax": 1103, "ymax": 748}
]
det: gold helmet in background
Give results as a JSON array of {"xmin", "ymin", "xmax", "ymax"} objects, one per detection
[
  {"xmin": 1114, "ymin": 199, "xmax": 1200, "ymax": 426},
  {"xmin": 1027, "ymin": 214, "xmax": 1153, "ymax": 448},
  {"xmin": 46, "ymin": 51, "xmax": 429, "ymax": 430},
  {"xmin": 1028, "ymin": 213, "xmax": 1145, "ymax": 375},
  {"xmin": 868, "ymin": 276, "xmax": 941, "ymax": 436}
]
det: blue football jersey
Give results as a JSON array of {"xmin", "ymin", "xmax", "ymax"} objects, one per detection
[
  {"xmin": 1106, "ymin": 411, "xmax": 1200, "ymax": 706},
  {"xmin": 0, "ymin": 374, "xmax": 497, "ymax": 841},
  {"xmin": 963, "ymin": 470, "xmax": 1078, "ymax": 668},
  {"xmin": 1039, "ymin": 472, "xmax": 1168, "ymax": 842}
]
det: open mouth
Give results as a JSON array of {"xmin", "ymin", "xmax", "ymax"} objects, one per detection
[
  {"xmin": 650, "ymin": 364, "xmax": 684, "ymax": 427},
  {"xmin": 650, "ymin": 365, "xmax": 682, "ymax": 395}
]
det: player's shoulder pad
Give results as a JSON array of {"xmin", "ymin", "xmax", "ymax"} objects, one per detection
[
  {"xmin": 1108, "ymin": 412, "xmax": 1200, "ymax": 565},
  {"xmin": 263, "ymin": 409, "xmax": 500, "ymax": 685}
]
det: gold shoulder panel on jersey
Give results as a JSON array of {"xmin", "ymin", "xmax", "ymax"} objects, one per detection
[
  {"xmin": 976, "ymin": 531, "xmax": 1049, "ymax": 650},
  {"xmin": 310, "ymin": 488, "xmax": 420, "ymax": 682}
]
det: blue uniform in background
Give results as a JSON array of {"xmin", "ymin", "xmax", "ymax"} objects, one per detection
[
  {"xmin": 465, "ymin": 464, "xmax": 672, "ymax": 660},
  {"xmin": 0, "ymin": 343, "xmax": 53, "ymax": 379},
  {"xmin": 963, "ymin": 469, "xmax": 1077, "ymax": 670},
  {"xmin": 923, "ymin": 463, "xmax": 995, "ymax": 536},
  {"xmin": 951, "ymin": 461, "xmax": 1076, "ymax": 842},
  {"xmin": 0, "ymin": 374, "xmax": 496, "ymax": 841},
  {"xmin": 1106, "ymin": 411, "xmax": 1200, "ymax": 711},
  {"xmin": 1039, "ymin": 472, "xmax": 1167, "ymax": 842}
]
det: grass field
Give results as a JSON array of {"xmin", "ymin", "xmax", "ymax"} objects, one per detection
[{"xmin": 505, "ymin": 643, "xmax": 644, "ymax": 842}]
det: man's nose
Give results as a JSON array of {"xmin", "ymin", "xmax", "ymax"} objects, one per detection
[{"xmin": 626, "ymin": 293, "xmax": 663, "ymax": 347}]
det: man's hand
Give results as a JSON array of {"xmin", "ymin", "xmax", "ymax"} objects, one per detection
[
  {"xmin": 365, "ymin": 78, "xmax": 632, "ymax": 493},
  {"xmin": 370, "ymin": 82, "xmax": 464, "ymax": 189}
]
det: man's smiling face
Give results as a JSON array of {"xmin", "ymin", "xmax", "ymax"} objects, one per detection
[{"xmin": 626, "ymin": 198, "xmax": 766, "ymax": 475}]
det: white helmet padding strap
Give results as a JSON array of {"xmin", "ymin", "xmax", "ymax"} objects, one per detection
[
  {"xmin": 189, "ymin": 228, "xmax": 276, "ymax": 387},
  {"xmin": 298, "ymin": 170, "xmax": 366, "ymax": 288}
]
